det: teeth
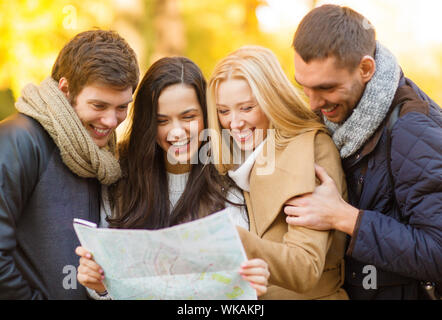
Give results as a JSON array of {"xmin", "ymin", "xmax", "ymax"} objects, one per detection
[
  {"xmin": 323, "ymin": 105, "xmax": 338, "ymax": 112},
  {"xmin": 94, "ymin": 127, "xmax": 110, "ymax": 134},
  {"xmin": 235, "ymin": 130, "xmax": 253, "ymax": 139},
  {"xmin": 171, "ymin": 140, "xmax": 189, "ymax": 146}
]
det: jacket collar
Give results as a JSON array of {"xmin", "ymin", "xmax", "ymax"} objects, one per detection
[{"xmin": 248, "ymin": 130, "xmax": 318, "ymax": 236}]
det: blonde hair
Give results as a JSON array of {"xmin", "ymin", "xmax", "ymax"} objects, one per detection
[{"xmin": 207, "ymin": 45, "xmax": 326, "ymax": 174}]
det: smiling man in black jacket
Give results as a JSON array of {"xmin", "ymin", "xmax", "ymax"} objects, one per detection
[{"xmin": 0, "ymin": 30, "xmax": 139, "ymax": 299}]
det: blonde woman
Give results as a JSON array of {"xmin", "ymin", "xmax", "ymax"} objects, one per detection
[{"xmin": 207, "ymin": 45, "xmax": 348, "ymax": 299}]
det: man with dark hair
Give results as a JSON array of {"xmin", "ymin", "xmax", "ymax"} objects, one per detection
[
  {"xmin": 0, "ymin": 30, "xmax": 139, "ymax": 299},
  {"xmin": 285, "ymin": 4, "xmax": 442, "ymax": 299}
]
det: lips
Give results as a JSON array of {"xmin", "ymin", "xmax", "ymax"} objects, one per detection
[
  {"xmin": 321, "ymin": 104, "xmax": 339, "ymax": 117},
  {"xmin": 232, "ymin": 128, "xmax": 254, "ymax": 143},
  {"xmin": 90, "ymin": 125, "xmax": 112, "ymax": 137}
]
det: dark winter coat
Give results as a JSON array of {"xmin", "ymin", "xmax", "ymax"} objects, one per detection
[{"xmin": 343, "ymin": 76, "xmax": 442, "ymax": 299}]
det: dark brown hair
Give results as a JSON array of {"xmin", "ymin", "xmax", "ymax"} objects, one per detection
[
  {"xmin": 293, "ymin": 4, "xmax": 376, "ymax": 70},
  {"xmin": 108, "ymin": 57, "xmax": 240, "ymax": 229},
  {"xmin": 51, "ymin": 29, "xmax": 139, "ymax": 103}
]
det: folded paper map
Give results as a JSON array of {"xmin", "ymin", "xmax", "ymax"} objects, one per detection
[{"xmin": 73, "ymin": 209, "xmax": 257, "ymax": 300}]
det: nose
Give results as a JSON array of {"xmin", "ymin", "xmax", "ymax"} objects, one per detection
[
  {"xmin": 230, "ymin": 111, "xmax": 244, "ymax": 130},
  {"xmin": 304, "ymin": 88, "xmax": 326, "ymax": 111},
  {"xmin": 168, "ymin": 121, "xmax": 187, "ymax": 141},
  {"xmin": 101, "ymin": 109, "xmax": 119, "ymax": 129}
]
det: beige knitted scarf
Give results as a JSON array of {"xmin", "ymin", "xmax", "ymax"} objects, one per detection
[{"xmin": 15, "ymin": 76, "xmax": 122, "ymax": 185}]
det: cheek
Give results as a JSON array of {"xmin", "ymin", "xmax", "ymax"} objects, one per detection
[
  {"xmin": 117, "ymin": 109, "xmax": 128, "ymax": 124},
  {"xmin": 253, "ymin": 109, "xmax": 270, "ymax": 130},
  {"xmin": 218, "ymin": 115, "xmax": 230, "ymax": 129},
  {"xmin": 156, "ymin": 127, "xmax": 169, "ymax": 151},
  {"xmin": 72, "ymin": 104, "xmax": 90, "ymax": 124}
]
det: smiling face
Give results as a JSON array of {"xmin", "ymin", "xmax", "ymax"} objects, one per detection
[
  {"xmin": 156, "ymin": 83, "xmax": 204, "ymax": 163},
  {"xmin": 294, "ymin": 52, "xmax": 368, "ymax": 124},
  {"xmin": 63, "ymin": 79, "xmax": 133, "ymax": 148},
  {"xmin": 216, "ymin": 78, "xmax": 270, "ymax": 151}
]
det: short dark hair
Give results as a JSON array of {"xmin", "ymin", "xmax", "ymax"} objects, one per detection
[
  {"xmin": 51, "ymin": 29, "xmax": 139, "ymax": 103},
  {"xmin": 293, "ymin": 4, "xmax": 376, "ymax": 70}
]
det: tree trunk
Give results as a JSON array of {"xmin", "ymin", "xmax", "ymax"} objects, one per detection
[{"xmin": 151, "ymin": 0, "xmax": 186, "ymax": 63}]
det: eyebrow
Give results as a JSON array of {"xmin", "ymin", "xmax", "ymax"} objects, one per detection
[
  {"xmin": 216, "ymin": 99, "xmax": 256, "ymax": 107},
  {"xmin": 87, "ymin": 98, "xmax": 133, "ymax": 106},
  {"xmin": 157, "ymin": 107, "xmax": 200, "ymax": 117}
]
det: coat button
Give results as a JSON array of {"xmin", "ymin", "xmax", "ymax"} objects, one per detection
[
  {"xmin": 352, "ymin": 272, "xmax": 357, "ymax": 279},
  {"xmin": 358, "ymin": 176, "xmax": 364, "ymax": 184}
]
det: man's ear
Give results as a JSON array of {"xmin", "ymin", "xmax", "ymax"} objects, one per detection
[
  {"xmin": 359, "ymin": 56, "xmax": 376, "ymax": 84},
  {"xmin": 58, "ymin": 77, "xmax": 70, "ymax": 100}
]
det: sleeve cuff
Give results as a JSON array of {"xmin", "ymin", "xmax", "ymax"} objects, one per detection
[
  {"xmin": 346, "ymin": 209, "xmax": 364, "ymax": 257},
  {"xmin": 86, "ymin": 287, "xmax": 112, "ymax": 300}
]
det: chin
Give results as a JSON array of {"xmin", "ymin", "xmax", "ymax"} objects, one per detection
[{"xmin": 94, "ymin": 140, "xmax": 108, "ymax": 148}]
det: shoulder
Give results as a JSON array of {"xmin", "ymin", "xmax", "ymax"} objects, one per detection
[
  {"xmin": 281, "ymin": 129, "xmax": 339, "ymax": 161},
  {"xmin": 313, "ymin": 130, "xmax": 337, "ymax": 151},
  {"xmin": 0, "ymin": 113, "xmax": 52, "ymax": 149},
  {"xmin": 281, "ymin": 129, "xmax": 335, "ymax": 152},
  {"xmin": 0, "ymin": 113, "xmax": 55, "ymax": 170},
  {"xmin": 392, "ymin": 87, "xmax": 441, "ymax": 143},
  {"xmin": 392, "ymin": 80, "xmax": 441, "ymax": 126},
  {"xmin": 313, "ymin": 131, "xmax": 347, "ymax": 197}
]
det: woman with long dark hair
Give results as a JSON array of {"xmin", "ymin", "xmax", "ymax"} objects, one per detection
[{"xmin": 75, "ymin": 57, "xmax": 269, "ymax": 299}]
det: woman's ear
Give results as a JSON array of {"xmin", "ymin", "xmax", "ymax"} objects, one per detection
[{"xmin": 359, "ymin": 55, "xmax": 376, "ymax": 84}]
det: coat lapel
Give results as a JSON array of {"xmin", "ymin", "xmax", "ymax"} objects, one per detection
[{"xmin": 248, "ymin": 130, "xmax": 318, "ymax": 237}]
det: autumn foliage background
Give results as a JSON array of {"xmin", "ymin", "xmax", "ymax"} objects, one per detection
[{"xmin": 1, "ymin": 0, "xmax": 441, "ymax": 129}]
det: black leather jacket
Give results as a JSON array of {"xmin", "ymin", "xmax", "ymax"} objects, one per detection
[{"xmin": 0, "ymin": 113, "xmax": 100, "ymax": 299}]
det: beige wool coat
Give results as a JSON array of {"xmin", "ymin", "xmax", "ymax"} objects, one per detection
[{"xmin": 237, "ymin": 129, "xmax": 349, "ymax": 300}]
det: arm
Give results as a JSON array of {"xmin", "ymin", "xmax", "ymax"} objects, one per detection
[
  {"xmin": 0, "ymin": 117, "xmax": 46, "ymax": 299},
  {"xmin": 349, "ymin": 112, "xmax": 442, "ymax": 281},
  {"xmin": 237, "ymin": 225, "xmax": 331, "ymax": 293},
  {"xmin": 285, "ymin": 164, "xmax": 360, "ymax": 236}
]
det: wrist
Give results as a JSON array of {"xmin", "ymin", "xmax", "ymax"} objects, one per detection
[
  {"xmin": 334, "ymin": 201, "xmax": 359, "ymax": 236},
  {"xmin": 96, "ymin": 289, "xmax": 108, "ymax": 296}
]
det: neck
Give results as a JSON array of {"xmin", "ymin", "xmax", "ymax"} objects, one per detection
[{"xmin": 164, "ymin": 152, "xmax": 192, "ymax": 174}]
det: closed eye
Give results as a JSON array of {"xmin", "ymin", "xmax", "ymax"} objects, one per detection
[{"xmin": 241, "ymin": 106, "xmax": 254, "ymax": 111}]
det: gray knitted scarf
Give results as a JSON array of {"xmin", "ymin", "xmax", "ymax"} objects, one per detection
[{"xmin": 324, "ymin": 42, "xmax": 401, "ymax": 158}]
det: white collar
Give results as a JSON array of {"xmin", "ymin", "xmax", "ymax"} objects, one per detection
[{"xmin": 227, "ymin": 141, "xmax": 265, "ymax": 192}]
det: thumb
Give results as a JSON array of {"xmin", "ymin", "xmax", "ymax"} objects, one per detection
[{"xmin": 314, "ymin": 164, "xmax": 333, "ymax": 184}]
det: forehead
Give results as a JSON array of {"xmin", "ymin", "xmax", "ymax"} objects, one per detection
[
  {"xmin": 77, "ymin": 82, "xmax": 133, "ymax": 104},
  {"xmin": 294, "ymin": 52, "xmax": 352, "ymax": 88},
  {"xmin": 157, "ymin": 83, "xmax": 201, "ymax": 114},
  {"xmin": 216, "ymin": 78, "xmax": 253, "ymax": 105}
]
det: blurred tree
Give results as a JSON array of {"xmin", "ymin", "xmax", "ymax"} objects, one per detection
[
  {"xmin": 150, "ymin": 0, "xmax": 185, "ymax": 62},
  {"xmin": 0, "ymin": 0, "xmax": 440, "ymax": 124},
  {"xmin": 0, "ymin": 90, "xmax": 15, "ymax": 121},
  {"xmin": 0, "ymin": 0, "xmax": 146, "ymax": 121},
  {"xmin": 180, "ymin": 0, "xmax": 275, "ymax": 78}
]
